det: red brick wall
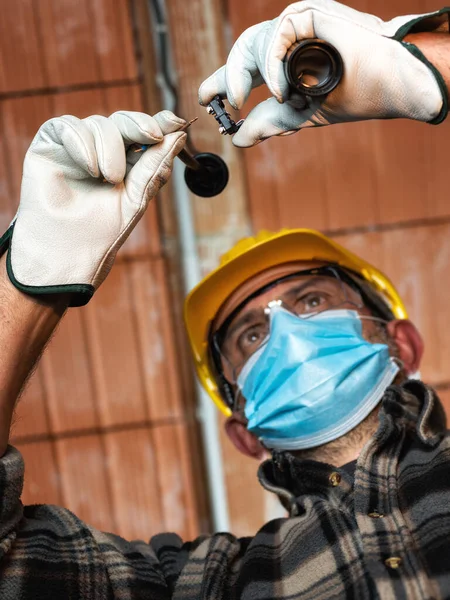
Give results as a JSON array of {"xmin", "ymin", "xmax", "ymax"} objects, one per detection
[{"xmin": 1, "ymin": 0, "xmax": 207, "ymax": 541}]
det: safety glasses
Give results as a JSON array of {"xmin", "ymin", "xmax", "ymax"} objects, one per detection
[{"xmin": 212, "ymin": 266, "xmax": 365, "ymax": 385}]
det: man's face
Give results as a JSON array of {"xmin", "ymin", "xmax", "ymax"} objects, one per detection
[{"xmin": 214, "ymin": 261, "xmax": 401, "ymax": 413}]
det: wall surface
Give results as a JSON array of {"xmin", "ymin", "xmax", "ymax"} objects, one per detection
[{"xmin": 0, "ymin": 0, "xmax": 208, "ymax": 542}]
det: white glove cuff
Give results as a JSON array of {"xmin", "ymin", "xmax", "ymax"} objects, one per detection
[
  {"xmin": 392, "ymin": 8, "xmax": 450, "ymax": 124},
  {"xmin": 0, "ymin": 224, "xmax": 93, "ymax": 307}
]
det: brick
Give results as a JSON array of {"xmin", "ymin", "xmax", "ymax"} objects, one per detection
[
  {"xmin": 0, "ymin": 111, "xmax": 15, "ymax": 231},
  {"xmin": 423, "ymin": 120, "xmax": 450, "ymax": 220},
  {"xmin": 36, "ymin": 0, "xmax": 100, "ymax": 87},
  {"xmin": 52, "ymin": 87, "xmax": 107, "ymax": 117},
  {"xmin": 153, "ymin": 422, "xmax": 202, "ymax": 540},
  {"xmin": 40, "ymin": 309, "xmax": 99, "ymax": 434},
  {"xmin": 0, "ymin": 0, "xmax": 46, "ymax": 93},
  {"xmin": 156, "ymin": 245, "xmax": 197, "ymax": 413},
  {"xmin": 104, "ymin": 83, "xmax": 143, "ymax": 114},
  {"xmin": 17, "ymin": 440, "xmax": 62, "ymax": 506},
  {"xmin": 56, "ymin": 434, "xmax": 115, "ymax": 533},
  {"xmin": 321, "ymin": 122, "xmax": 379, "ymax": 230},
  {"xmin": 371, "ymin": 120, "xmax": 428, "ymax": 225},
  {"xmin": 103, "ymin": 427, "xmax": 164, "ymax": 540},
  {"xmin": 127, "ymin": 258, "xmax": 185, "ymax": 421},
  {"xmin": 82, "ymin": 263, "xmax": 148, "ymax": 427},
  {"xmin": 1, "ymin": 96, "xmax": 54, "ymax": 199},
  {"xmin": 334, "ymin": 224, "xmax": 450, "ymax": 386},
  {"xmin": 90, "ymin": 0, "xmax": 138, "ymax": 82},
  {"xmin": 272, "ymin": 130, "xmax": 329, "ymax": 231},
  {"xmin": 11, "ymin": 372, "xmax": 50, "ymax": 439}
]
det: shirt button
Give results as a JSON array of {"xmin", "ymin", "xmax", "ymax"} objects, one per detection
[
  {"xmin": 385, "ymin": 557, "xmax": 402, "ymax": 569},
  {"xmin": 329, "ymin": 472, "xmax": 341, "ymax": 487},
  {"xmin": 368, "ymin": 510, "xmax": 385, "ymax": 518}
]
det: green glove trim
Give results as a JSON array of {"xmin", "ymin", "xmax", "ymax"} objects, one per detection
[
  {"xmin": 393, "ymin": 8, "xmax": 450, "ymax": 41},
  {"xmin": 6, "ymin": 251, "xmax": 95, "ymax": 307},
  {"xmin": 1, "ymin": 223, "xmax": 95, "ymax": 307},
  {"xmin": 391, "ymin": 8, "xmax": 450, "ymax": 125},
  {"xmin": 0, "ymin": 225, "xmax": 13, "ymax": 257},
  {"xmin": 401, "ymin": 41, "xmax": 449, "ymax": 124}
]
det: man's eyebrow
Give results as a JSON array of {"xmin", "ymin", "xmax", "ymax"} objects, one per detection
[
  {"xmin": 282, "ymin": 276, "xmax": 326, "ymax": 299},
  {"xmin": 223, "ymin": 275, "xmax": 338, "ymax": 343},
  {"xmin": 280, "ymin": 276, "xmax": 340, "ymax": 303}
]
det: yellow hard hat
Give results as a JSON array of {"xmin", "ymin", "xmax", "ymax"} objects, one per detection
[{"xmin": 184, "ymin": 229, "xmax": 408, "ymax": 416}]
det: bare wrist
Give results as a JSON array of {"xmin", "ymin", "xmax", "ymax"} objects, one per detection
[{"xmin": 404, "ymin": 32, "xmax": 450, "ymax": 99}]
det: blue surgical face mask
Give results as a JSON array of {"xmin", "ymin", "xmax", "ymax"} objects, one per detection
[{"xmin": 236, "ymin": 307, "xmax": 399, "ymax": 451}]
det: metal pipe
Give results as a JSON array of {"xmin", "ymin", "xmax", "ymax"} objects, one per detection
[
  {"xmin": 171, "ymin": 158, "xmax": 230, "ymax": 532},
  {"xmin": 147, "ymin": 0, "xmax": 230, "ymax": 533}
]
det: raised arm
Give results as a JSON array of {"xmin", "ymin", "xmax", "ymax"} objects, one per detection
[
  {"xmin": 199, "ymin": 0, "xmax": 450, "ymax": 147},
  {"xmin": 405, "ymin": 31, "xmax": 450, "ymax": 87},
  {"xmin": 0, "ymin": 255, "xmax": 68, "ymax": 456},
  {"xmin": 0, "ymin": 110, "xmax": 187, "ymax": 457}
]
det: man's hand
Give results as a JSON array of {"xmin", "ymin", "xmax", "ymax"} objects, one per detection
[
  {"xmin": 199, "ymin": 0, "xmax": 450, "ymax": 147},
  {"xmin": 0, "ymin": 110, "xmax": 187, "ymax": 305}
]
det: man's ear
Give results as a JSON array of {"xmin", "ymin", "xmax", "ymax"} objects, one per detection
[
  {"xmin": 224, "ymin": 415, "xmax": 266, "ymax": 460},
  {"xmin": 386, "ymin": 319, "xmax": 424, "ymax": 375}
]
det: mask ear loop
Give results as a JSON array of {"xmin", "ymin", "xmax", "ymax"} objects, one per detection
[
  {"xmin": 232, "ymin": 385, "xmax": 247, "ymax": 418},
  {"xmin": 358, "ymin": 314, "xmax": 406, "ymax": 375},
  {"xmin": 358, "ymin": 314, "xmax": 390, "ymax": 325},
  {"xmin": 392, "ymin": 356, "xmax": 405, "ymax": 372}
]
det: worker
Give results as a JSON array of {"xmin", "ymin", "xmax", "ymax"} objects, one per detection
[{"xmin": 0, "ymin": 1, "xmax": 449, "ymax": 598}]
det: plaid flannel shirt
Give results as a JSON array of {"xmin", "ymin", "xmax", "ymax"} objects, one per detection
[{"xmin": 0, "ymin": 380, "xmax": 449, "ymax": 599}]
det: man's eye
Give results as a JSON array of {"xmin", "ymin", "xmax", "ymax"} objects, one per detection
[
  {"xmin": 297, "ymin": 292, "xmax": 328, "ymax": 312},
  {"xmin": 238, "ymin": 325, "xmax": 267, "ymax": 355},
  {"xmin": 245, "ymin": 331, "xmax": 261, "ymax": 345}
]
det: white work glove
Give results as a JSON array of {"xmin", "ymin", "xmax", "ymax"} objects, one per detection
[
  {"xmin": 0, "ymin": 111, "xmax": 187, "ymax": 306},
  {"xmin": 199, "ymin": 0, "xmax": 449, "ymax": 147}
]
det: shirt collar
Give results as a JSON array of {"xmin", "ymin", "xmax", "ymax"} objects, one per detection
[{"xmin": 257, "ymin": 381, "xmax": 447, "ymax": 512}]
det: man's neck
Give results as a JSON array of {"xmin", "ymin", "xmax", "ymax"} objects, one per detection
[{"xmin": 290, "ymin": 405, "xmax": 381, "ymax": 467}]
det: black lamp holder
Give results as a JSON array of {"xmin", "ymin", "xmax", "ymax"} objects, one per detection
[{"xmin": 183, "ymin": 39, "xmax": 343, "ymax": 197}]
